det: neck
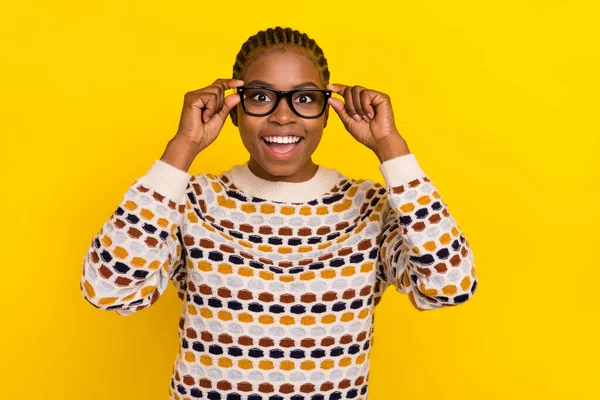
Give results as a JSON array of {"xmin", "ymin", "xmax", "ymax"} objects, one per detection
[
  {"xmin": 247, "ymin": 158, "xmax": 319, "ymax": 182},
  {"xmin": 229, "ymin": 160, "xmax": 342, "ymax": 202}
]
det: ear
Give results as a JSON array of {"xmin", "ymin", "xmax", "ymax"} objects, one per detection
[
  {"xmin": 323, "ymin": 105, "xmax": 330, "ymax": 128},
  {"xmin": 230, "ymin": 105, "xmax": 238, "ymax": 127}
]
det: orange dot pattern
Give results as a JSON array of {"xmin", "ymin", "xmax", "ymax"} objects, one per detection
[{"xmin": 80, "ymin": 159, "xmax": 477, "ymax": 399}]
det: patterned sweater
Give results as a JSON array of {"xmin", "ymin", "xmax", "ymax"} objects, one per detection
[{"xmin": 80, "ymin": 153, "xmax": 477, "ymax": 400}]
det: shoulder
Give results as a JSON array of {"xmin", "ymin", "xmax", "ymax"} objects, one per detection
[
  {"xmin": 326, "ymin": 165, "xmax": 387, "ymax": 197},
  {"xmin": 188, "ymin": 166, "xmax": 232, "ymax": 192},
  {"xmin": 322, "ymin": 166, "xmax": 389, "ymax": 212}
]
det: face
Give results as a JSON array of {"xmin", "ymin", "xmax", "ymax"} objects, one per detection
[{"xmin": 230, "ymin": 48, "xmax": 329, "ymax": 181}]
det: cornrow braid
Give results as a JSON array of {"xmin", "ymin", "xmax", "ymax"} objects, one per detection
[{"xmin": 232, "ymin": 26, "xmax": 330, "ymax": 85}]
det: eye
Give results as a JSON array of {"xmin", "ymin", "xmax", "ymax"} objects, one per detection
[
  {"xmin": 247, "ymin": 90, "xmax": 273, "ymax": 103},
  {"xmin": 294, "ymin": 93, "xmax": 314, "ymax": 104}
]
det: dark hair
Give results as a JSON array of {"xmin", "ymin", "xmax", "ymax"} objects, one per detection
[
  {"xmin": 230, "ymin": 27, "xmax": 330, "ymax": 126},
  {"xmin": 232, "ymin": 26, "xmax": 330, "ymax": 84}
]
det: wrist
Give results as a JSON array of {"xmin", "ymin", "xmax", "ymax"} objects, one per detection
[
  {"xmin": 374, "ymin": 133, "xmax": 411, "ymax": 162},
  {"xmin": 160, "ymin": 137, "xmax": 201, "ymax": 173}
]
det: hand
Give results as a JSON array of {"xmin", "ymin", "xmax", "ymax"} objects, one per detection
[
  {"xmin": 160, "ymin": 79, "xmax": 244, "ymax": 172},
  {"xmin": 326, "ymin": 83, "xmax": 408, "ymax": 156},
  {"xmin": 174, "ymin": 78, "xmax": 245, "ymax": 153}
]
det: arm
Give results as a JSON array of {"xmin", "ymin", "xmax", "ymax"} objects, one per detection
[
  {"xmin": 376, "ymin": 153, "xmax": 478, "ymax": 311},
  {"xmin": 81, "ymin": 77, "xmax": 244, "ymax": 314},
  {"xmin": 80, "ymin": 159, "xmax": 191, "ymax": 316}
]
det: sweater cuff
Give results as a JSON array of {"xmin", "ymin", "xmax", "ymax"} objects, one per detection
[
  {"xmin": 137, "ymin": 159, "xmax": 191, "ymax": 203},
  {"xmin": 379, "ymin": 153, "xmax": 427, "ymax": 187}
]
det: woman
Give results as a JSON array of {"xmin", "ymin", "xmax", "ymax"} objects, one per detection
[{"xmin": 81, "ymin": 26, "xmax": 478, "ymax": 400}]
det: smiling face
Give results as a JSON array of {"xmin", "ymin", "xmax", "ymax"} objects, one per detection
[{"xmin": 230, "ymin": 47, "xmax": 329, "ymax": 182}]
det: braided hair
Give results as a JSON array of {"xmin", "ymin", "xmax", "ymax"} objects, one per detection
[{"xmin": 230, "ymin": 26, "xmax": 330, "ymax": 126}]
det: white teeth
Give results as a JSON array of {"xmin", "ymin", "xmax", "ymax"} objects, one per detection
[{"xmin": 264, "ymin": 136, "xmax": 301, "ymax": 144}]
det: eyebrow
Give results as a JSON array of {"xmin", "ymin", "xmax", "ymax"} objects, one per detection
[{"xmin": 246, "ymin": 80, "xmax": 320, "ymax": 89}]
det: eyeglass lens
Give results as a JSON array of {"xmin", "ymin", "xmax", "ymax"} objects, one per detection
[{"xmin": 242, "ymin": 88, "xmax": 326, "ymax": 117}]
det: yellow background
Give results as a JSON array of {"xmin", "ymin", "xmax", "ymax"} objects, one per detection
[{"xmin": 1, "ymin": 1, "xmax": 598, "ymax": 399}]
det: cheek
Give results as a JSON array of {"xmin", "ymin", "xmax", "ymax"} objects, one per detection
[
  {"xmin": 306, "ymin": 120, "xmax": 325, "ymax": 143},
  {"xmin": 239, "ymin": 115, "xmax": 258, "ymax": 138},
  {"xmin": 238, "ymin": 116, "xmax": 264, "ymax": 151}
]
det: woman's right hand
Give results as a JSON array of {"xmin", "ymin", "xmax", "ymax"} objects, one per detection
[{"xmin": 161, "ymin": 79, "xmax": 244, "ymax": 172}]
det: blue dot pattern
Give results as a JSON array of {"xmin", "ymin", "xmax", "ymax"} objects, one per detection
[{"xmin": 81, "ymin": 155, "xmax": 478, "ymax": 399}]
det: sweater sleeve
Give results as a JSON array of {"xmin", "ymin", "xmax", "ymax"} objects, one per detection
[
  {"xmin": 375, "ymin": 153, "xmax": 478, "ymax": 311},
  {"xmin": 80, "ymin": 159, "xmax": 191, "ymax": 316}
]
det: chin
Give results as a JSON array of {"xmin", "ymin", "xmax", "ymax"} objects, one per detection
[{"xmin": 260, "ymin": 158, "xmax": 304, "ymax": 177}]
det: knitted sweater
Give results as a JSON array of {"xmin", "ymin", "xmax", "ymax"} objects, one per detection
[{"xmin": 80, "ymin": 153, "xmax": 477, "ymax": 400}]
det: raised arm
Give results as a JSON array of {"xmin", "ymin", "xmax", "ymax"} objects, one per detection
[
  {"xmin": 80, "ymin": 159, "xmax": 191, "ymax": 315},
  {"xmin": 376, "ymin": 153, "xmax": 478, "ymax": 311}
]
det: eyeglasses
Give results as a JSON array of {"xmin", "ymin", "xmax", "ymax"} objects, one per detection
[{"xmin": 236, "ymin": 86, "xmax": 332, "ymax": 119}]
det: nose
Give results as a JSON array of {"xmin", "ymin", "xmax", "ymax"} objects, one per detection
[{"xmin": 268, "ymin": 96, "xmax": 297, "ymax": 124}]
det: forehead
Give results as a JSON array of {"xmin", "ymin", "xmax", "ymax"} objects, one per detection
[{"xmin": 243, "ymin": 48, "xmax": 322, "ymax": 88}]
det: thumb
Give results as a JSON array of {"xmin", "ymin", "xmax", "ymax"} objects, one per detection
[
  {"xmin": 218, "ymin": 92, "xmax": 241, "ymax": 120},
  {"xmin": 328, "ymin": 97, "xmax": 353, "ymax": 127},
  {"xmin": 207, "ymin": 92, "xmax": 241, "ymax": 125}
]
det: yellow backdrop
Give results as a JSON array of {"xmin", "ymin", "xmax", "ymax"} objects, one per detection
[{"xmin": 1, "ymin": 1, "xmax": 598, "ymax": 399}]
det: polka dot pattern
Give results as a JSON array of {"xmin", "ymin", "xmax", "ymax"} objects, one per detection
[{"xmin": 81, "ymin": 157, "xmax": 478, "ymax": 399}]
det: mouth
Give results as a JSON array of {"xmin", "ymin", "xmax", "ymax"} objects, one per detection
[{"xmin": 260, "ymin": 135, "xmax": 305, "ymax": 160}]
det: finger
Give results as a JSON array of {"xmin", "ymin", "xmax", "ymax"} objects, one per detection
[
  {"xmin": 211, "ymin": 92, "xmax": 242, "ymax": 123},
  {"xmin": 213, "ymin": 78, "xmax": 245, "ymax": 92},
  {"xmin": 202, "ymin": 86, "xmax": 224, "ymax": 113},
  {"xmin": 207, "ymin": 79, "xmax": 244, "ymax": 115},
  {"xmin": 209, "ymin": 85, "xmax": 225, "ymax": 114},
  {"xmin": 221, "ymin": 79, "xmax": 245, "ymax": 110},
  {"xmin": 351, "ymin": 86, "xmax": 365, "ymax": 119},
  {"xmin": 326, "ymin": 83, "xmax": 350, "ymax": 95},
  {"xmin": 327, "ymin": 97, "xmax": 353, "ymax": 126},
  {"xmin": 327, "ymin": 83, "xmax": 359, "ymax": 121},
  {"xmin": 360, "ymin": 90, "xmax": 376, "ymax": 120},
  {"xmin": 200, "ymin": 92, "xmax": 219, "ymax": 123},
  {"xmin": 344, "ymin": 86, "xmax": 362, "ymax": 122}
]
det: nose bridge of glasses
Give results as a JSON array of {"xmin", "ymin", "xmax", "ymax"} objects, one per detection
[
  {"xmin": 271, "ymin": 90, "xmax": 296, "ymax": 116},
  {"xmin": 239, "ymin": 86, "xmax": 326, "ymax": 118}
]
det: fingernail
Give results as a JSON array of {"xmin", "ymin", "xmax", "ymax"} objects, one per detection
[
  {"xmin": 353, "ymin": 114, "xmax": 362, "ymax": 121},
  {"xmin": 362, "ymin": 115, "xmax": 370, "ymax": 122},
  {"xmin": 367, "ymin": 113, "xmax": 374, "ymax": 119}
]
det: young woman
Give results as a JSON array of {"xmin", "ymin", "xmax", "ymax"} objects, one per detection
[{"xmin": 81, "ymin": 26, "xmax": 478, "ymax": 400}]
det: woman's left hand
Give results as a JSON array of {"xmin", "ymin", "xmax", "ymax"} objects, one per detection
[{"xmin": 326, "ymin": 83, "xmax": 410, "ymax": 160}]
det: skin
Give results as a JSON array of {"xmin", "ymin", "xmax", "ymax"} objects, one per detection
[
  {"xmin": 230, "ymin": 48, "xmax": 329, "ymax": 183},
  {"xmin": 160, "ymin": 46, "xmax": 411, "ymax": 177}
]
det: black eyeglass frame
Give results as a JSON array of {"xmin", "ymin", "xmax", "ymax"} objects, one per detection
[{"xmin": 236, "ymin": 85, "xmax": 332, "ymax": 119}]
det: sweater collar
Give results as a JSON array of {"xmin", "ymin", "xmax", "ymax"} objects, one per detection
[{"xmin": 228, "ymin": 162, "xmax": 342, "ymax": 203}]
